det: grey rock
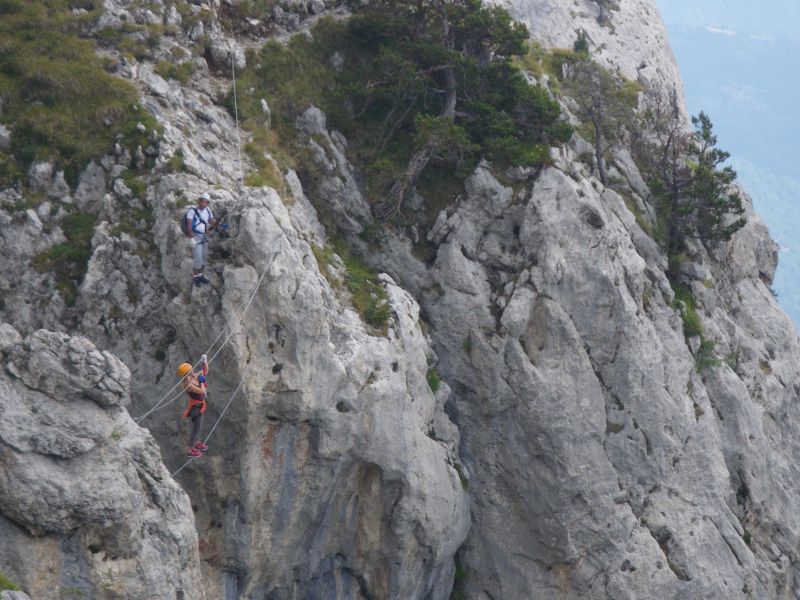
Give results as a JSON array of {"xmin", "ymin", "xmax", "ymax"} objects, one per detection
[
  {"xmin": 296, "ymin": 106, "xmax": 372, "ymax": 232},
  {"xmin": 113, "ymin": 177, "xmax": 133, "ymax": 199},
  {"xmin": 296, "ymin": 105, "xmax": 328, "ymax": 137},
  {"xmin": 308, "ymin": 0, "xmax": 326, "ymax": 14},
  {"xmin": 141, "ymin": 69, "xmax": 171, "ymax": 99},
  {"xmin": 0, "ymin": 323, "xmax": 21, "ymax": 354},
  {"xmin": 0, "ymin": 323, "xmax": 202, "ymax": 599},
  {"xmin": 330, "ymin": 50, "xmax": 344, "ymax": 71},
  {"xmin": 165, "ymin": 5, "xmax": 182, "ymax": 26},
  {"xmin": 260, "ymin": 97, "xmax": 272, "ymax": 128},
  {"xmin": 491, "ymin": 0, "xmax": 687, "ymax": 110},
  {"xmin": 27, "ymin": 162, "xmax": 54, "ymax": 193},
  {"xmin": 209, "ymin": 37, "xmax": 246, "ymax": 72},
  {"xmin": 0, "ymin": 125, "xmax": 10, "ymax": 152},
  {"xmin": 6, "ymin": 329, "xmax": 131, "ymax": 408},
  {"xmin": 1, "ymin": 592, "xmax": 32, "ymax": 600}
]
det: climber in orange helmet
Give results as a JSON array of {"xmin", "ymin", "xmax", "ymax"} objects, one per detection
[{"xmin": 177, "ymin": 354, "xmax": 209, "ymax": 458}]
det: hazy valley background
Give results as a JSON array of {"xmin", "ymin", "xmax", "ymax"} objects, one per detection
[{"xmin": 656, "ymin": 0, "xmax": 800, "ymax": 325}]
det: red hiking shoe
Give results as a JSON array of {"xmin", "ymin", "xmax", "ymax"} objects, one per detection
[
  {"xmin": 187, "ymin": 448, "xmax": 202, "ymax": 458},
  {"xmin": 194, "ymin": 441, "xmax": 209, "ymax": 452}
]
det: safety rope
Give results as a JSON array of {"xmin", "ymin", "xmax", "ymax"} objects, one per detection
[
  {"xmin": 230, "ymin": 43, "xmax": 245, "ymax": 189},
  {"xmin": 146, "ymin": 12, "xmax": 254, "ymax": 478},
  {"xmin": 134, "ymin": 256, "xmax": 273, "ymax": 422},
  {"xmin": 170, "ymin": 379, "xmax": 244, "ymax": 477}
]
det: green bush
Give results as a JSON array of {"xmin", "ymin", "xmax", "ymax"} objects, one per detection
[
  {"xmin": 0, "ymin": 1, "xmax": 159, "ymax": 187},
  {"xmin": 426, "ymin": 368, "xmax": 441, "ymax": 393},
  {"xmin": 695, "ymin": 338, "xmax": 721, "ymax": 371},
  {"xmin": 0, "ymin": 571, "xmax": 19, "ymax": 591},
  {"xmin": 155, "ymin": 59, "xmax": 197, "ymax": 83},
  {"xmin": 230, "ymin": 7, "xmax": 570, "ymax": 210},
  {"xmin": 573, "ymin": 30, "xmax": 590, "ymax": 54},
  {"xmin": 33, "ymin": 212, "xmax": 97, "ymax": 306},
  {"xmin": 121, "ymin": 169, "xmax": 147, "ymax": 199},
  {"xmin": 312, "ymin": 242, "xmax": 391, "ymax": 333},
  {"xmin": 672, "ymin": 284, "xmax": 703, "ymax": 338}
]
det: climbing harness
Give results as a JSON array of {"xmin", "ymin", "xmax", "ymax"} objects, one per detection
[{"xmin": 170, "ymin": 380, "xmax": 244, "ymax": 477}]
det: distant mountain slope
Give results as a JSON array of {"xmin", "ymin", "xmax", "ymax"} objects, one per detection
[{"xmin": 658, "ymin": 0, "xmax": 800, "ymax": 41}]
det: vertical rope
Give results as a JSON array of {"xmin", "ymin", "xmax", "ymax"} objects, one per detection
[{"xmin": 230, "ymin": 44, "xmax": 245, "ymax": 189}]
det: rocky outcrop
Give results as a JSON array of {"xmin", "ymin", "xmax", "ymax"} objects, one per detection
[
  {"xmin": 0, "ymin": 324, "xmax": 202, "ymax": 599},
  {"xmin": 414, "ymin": 157, "xmax": 800, "ymax": 599},
  {"xmin": 2, "ymin": 1, "xmax": 799, "ymax": 599},
  {"xmin": 490, "ymin": 0, "xmax": 686, "ymax": 102},
  {"xmin": 298, "ymin": 74, "xmax": 800, "ymax": 600},
  {"xmin": 0, "ymin": 4, "xmax": 470, "ymax": 596}
]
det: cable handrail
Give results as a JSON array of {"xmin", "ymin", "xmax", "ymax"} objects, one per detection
[
  {"xmin": 170, "ymin": 379, "xmax": 245, "ymax": 477},
  {"xmin": 134, "ymin": 255, "xmax": 272, "ymax": 422}
]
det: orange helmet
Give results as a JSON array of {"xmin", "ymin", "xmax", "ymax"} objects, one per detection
[{"xmin": 177, "ymin": 363, "xmax": 193, "ymax": 377}]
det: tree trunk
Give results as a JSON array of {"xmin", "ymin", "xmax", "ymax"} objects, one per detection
[
  {"xmin": 443, "ymin": 66, "xmax": 457, "ymax": 119},
  {"xmin": 376, "ymin": 0, "xmax": 456, "ymax": 219},
  {"xmin": 374, "ymin": 145, "xmax": 433, "ymax": 220}
]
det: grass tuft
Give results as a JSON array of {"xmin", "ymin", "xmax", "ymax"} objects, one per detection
[
  {"xmin": 0, "ymin": 571, "xmax": 19, "ymax": 591},
  {"xmin": 313, "ymin": 241, "xmax": 391, "ymax": 333},
  {"xmin": 0, "ymin": 1, "xmax": 161, "ymax": 188},
  {"xmin": 32, "ymin": 212, "xmax": 97, "ymax": 306},
  {"xmin": 426, "ymin": 368, "xmax": 441, "ymax": 393}
]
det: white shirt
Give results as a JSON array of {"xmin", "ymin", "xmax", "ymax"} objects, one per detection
[{"xmin": 188, "ymin": 206, "xmax": 214, "ymax": 235}]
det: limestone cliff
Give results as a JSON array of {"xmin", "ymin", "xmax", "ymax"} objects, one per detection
[{"xmin": 1, "ymin": 1, "xmax": 798, "ymax": 599}]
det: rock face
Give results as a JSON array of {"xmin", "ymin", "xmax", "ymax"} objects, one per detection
[
  {"xmin": 0, "ymin": 2, "xmax": 469, "ymax": 597},
  {"xmin": 0, "ymin": 325, "xmax": 202, "ymax": 599},
  {"xmin": 413, "ymin": 160, "xmax": 800, "ymax": 599},
  {"xmin": 490, "ymin": 0, "xmax": 686, "ymax": 101},
  {"xmin": 1, "ymin": 1, "xmax": 799, "ymax": 599}
]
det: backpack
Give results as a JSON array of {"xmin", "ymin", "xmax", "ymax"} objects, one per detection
[{"xmin": 180, "ymin": 207, "xmax": 205, "ymax": 237}]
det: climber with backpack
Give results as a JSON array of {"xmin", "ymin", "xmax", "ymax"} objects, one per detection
[
  {"xmin": 177, "ymin": 355, "xmax": 209, "ymax": 458},
  {"xmin": 182, "ymin": 192, "xmax": 217, "ymax": 287}
]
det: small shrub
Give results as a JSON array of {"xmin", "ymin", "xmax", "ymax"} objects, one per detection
[
  {"xmin": 695, "ymin": 338, "xmax": 721, "ymax": 371},
  {"xmin": 165, "ymin": 149, "xmax": 187, "ymax": 173},
  {"xmin": 313, "ymin": 242, "xmax": 390, "ymax": 333},
  {"xmin": 573, "ymin": 30, "xmax": 590, "ymax": 54},
  {"xmin": 0, "ymin": 571, "xmax": 19, "ymax": 591},
  {"xmin": 454, "ymin": 463, "xmax": 469, "ymax": 490},
  {"xmin": 426, "ymin": 368, "xmax": 441, "ymax": 393},
  {"xmin": 672, "ymin": 284, "xmax": 703, "ymax": 338},
  {"xmin": 109, "ymin": 207, "xmax": 154, "ymax": 239},
  {"xmin": 121, "ymin": 169, "xmax": 147, "ymax": 199},
  {"xmin": 155, "ymin": 59, "xmax": 197, "ymax": 83},
  {"xmin": 32, "ymin": 212, "xmax": 97, "ymax": 305}
]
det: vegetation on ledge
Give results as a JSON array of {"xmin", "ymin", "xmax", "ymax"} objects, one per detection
[
  {"xmin": 0, "ymin": 0, "xmax": 160, "ymax": 187},
  {"xmin": 230, "ymin": 0, "xmax": 571, "ymax": 221},
  {"xmin": 32, "ymin": 211, "xmax": 97, "ymax": 307}
]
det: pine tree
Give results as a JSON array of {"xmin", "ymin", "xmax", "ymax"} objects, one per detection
[
  {"xmin": 632, "ymin": 96, "xmax": 746, "ymax": 272},
  {"xmin": 340, "ymin": 0, "xmax": 568, "ymax": 218}
]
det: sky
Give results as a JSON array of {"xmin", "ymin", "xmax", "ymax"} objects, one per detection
[{"xmin": 655, "ymin": 0, "xmax": 800, "ymax": 326}]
